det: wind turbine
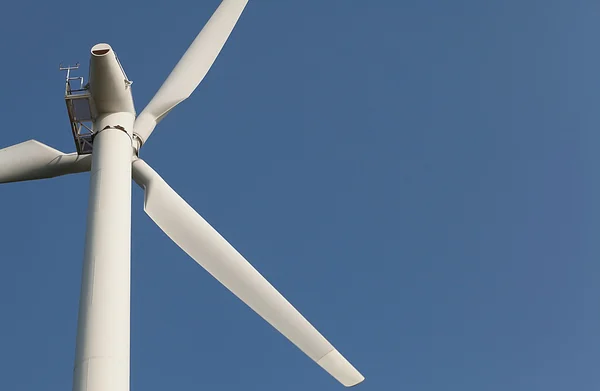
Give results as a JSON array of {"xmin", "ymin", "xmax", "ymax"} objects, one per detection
[{"xmin": 0, "ymin": 1, "xmax": 364, "ymax": 390}]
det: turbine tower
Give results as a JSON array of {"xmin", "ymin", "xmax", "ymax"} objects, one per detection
[{"xmin": 0, "ymin": 1, "xmax": 364, "ymax": 390}]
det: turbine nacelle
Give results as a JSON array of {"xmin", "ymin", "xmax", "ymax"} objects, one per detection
[{"xmin": 88, "ymin": 43, "xmax": 135, "ymax": 117}]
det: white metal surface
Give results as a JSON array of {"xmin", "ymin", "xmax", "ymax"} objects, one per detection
[
  {"xmin": 0, "ymin": 140, "xmax": 91, "ymax": 183},
  {"xmin": 131, "ymin": 159, "xmax": 365, "ymax": 387},
  {"xmin": 88, "ymin": 44, "xmax": 135, "ymax": 116},
  {"xmin": 133, "ymin": 0, "xmax": 248, "ymax": 144},
  {"xmin": 72, "ymin": 112, "xmax": 135, "ymax": 391}
]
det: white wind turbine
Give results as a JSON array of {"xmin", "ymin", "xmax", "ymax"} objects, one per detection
[{"xmin": 0, "ymin": 1, "xmax": 364, "ymax": 390}]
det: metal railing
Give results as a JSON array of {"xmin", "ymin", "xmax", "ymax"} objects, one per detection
[{"xmin": 60, "ymin": 63, "xmax": 94, "ymax": 154}]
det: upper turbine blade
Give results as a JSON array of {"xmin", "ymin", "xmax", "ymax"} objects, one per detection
[
  {"xmin": 133, "ymin": 0, "xmax": 248, "ymax": 144},
  {"xmin": 132, "ymin": 159, "xmax": 364, "ymax": 387},
  {"xmin": 0, "ymin": 140, "xmax": 91, "ymax": 184}
]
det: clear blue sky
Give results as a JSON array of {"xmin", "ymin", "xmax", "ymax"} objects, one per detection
[{"xmin": 1, "ymin": 0, "xmax": 599, "ymax": 389}]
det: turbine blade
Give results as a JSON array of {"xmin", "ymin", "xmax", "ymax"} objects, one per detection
[
  {"xmin": 132, "ymin": 159, "xmax": 364, "ymax": 387},
  {"xmin": 0, "ymin": 140, "xmax": 91, "ymax": 184},
  {"xmin": 133, "ymin": 0, "xmax": 248, "ymax": 144}
]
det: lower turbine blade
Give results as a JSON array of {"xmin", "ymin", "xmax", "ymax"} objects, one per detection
[
  {"xmin": 0, "ymin": 140, "xmax": 91, "ymax": 184},
  {"xmin": 132, "ymin": 159, "xmax": 364, "ymax": 387}
]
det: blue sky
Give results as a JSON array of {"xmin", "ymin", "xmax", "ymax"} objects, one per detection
[{"xmin": 1, "ymin": 0, "xmax": 600, "ymax": 390}]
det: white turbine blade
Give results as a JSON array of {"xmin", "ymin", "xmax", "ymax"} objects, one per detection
[
  {"xmin": 133, "ymin": 0, "xmax": 248, "ymax": 144},
  {"xmin": 132, "ymin": 159, "xmax": 364, "ymax": 387},
  {"xmin": 0, "ymin": 140, "xmax": 91, "ymax": 184}
]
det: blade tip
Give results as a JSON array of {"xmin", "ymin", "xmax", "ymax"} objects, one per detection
[{"xmin": 317, "ymin": 349, "xmax": 365, "ymax": 387}]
